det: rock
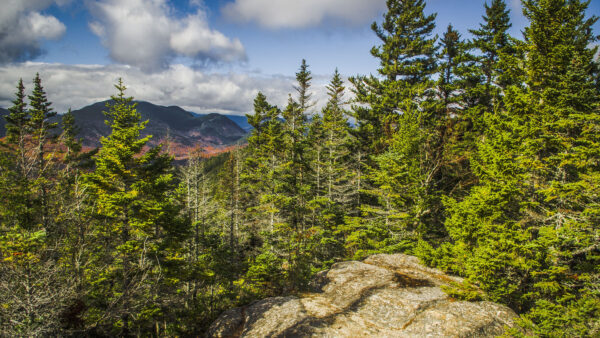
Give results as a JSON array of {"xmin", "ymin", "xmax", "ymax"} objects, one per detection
[{"xmin": 207, "ymin": 254, "xmax": 520, "ymax": 337}]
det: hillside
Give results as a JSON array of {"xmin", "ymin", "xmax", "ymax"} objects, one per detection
[
  {"xmin": 191, "ymin": 111, "xmax": 252, "ymax": 132},
  {"xmin": 0, "ymin": 102, "xmax": 248, "ymax": 158},
  {"xmin": 64, "ymin": 100, "xmax": 246, "ymax": 149}
]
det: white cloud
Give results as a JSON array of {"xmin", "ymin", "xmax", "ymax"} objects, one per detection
[
  {"xmin": 88, "ymin": 0, "xmax": 246, "ymax": 71},
  {"xmin": 0, "ymin": 0, "xmax": 67, "ymax": 63},
  {"xmin": 510, "ymin": 0, "xmax": 522, "ymax": 12},
  {"xmin": 223, "ymin": 0, "xmax": 386, "ymax": 29},
  {"xmin": 0, "ymin": 63, "xmax": 332, "ymax": 116}
]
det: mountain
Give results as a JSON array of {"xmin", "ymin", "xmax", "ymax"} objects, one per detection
[
  {"xmin": 0, "ymin": 102, "xmax": 247, "ymax": 158},
  {"xmin": 62, "ymin": 101, "xmax": 247, "ymax": 157},
  {"xmin": 222, "ymin": 115, "xmax": 251, "ymax": 132},
  {"xmin": 193, "ymin": 112, "xmax": 252, "ymax": 132}
]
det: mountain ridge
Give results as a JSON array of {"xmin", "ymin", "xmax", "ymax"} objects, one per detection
[{"xmin": 0, "ymin": 101, "xmax": 248, "ymax": 159}]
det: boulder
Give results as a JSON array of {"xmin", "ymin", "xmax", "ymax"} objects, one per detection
[{"xmin": 208, "ymin": 254, "xmax": 519, "ymax": 337}]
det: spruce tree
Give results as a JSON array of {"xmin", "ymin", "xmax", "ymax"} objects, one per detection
[
  {"xmin": 2, "ymin": 79, "xmax": 34, "ymax": 228},
  {"xmin": 307, "ymin": 69, "xmax": 352, "ymax": 266},
  {"xmin": 28, "ymin": 73, "xmax": 58, "ymax": 169},
  {"xmin": 84, "ymin": 79, "xmax": 184, "ymax": 335},
  {"xmin": 516, "ymin": 0, "xmax": 600, "ymax": 333},
  {"xmin": 241, "ymin": 92, "xmax": 283, "ymax": 247},
  {"xmin": 351, "ymin": 0, "xmax": 437, "ymax": 154},
  {"xmin": 240, "ymin": 92, "xmax": 287, "ymax": 296},
  {"xmin": 469, "ymin": 0, "xmax": 518, "ymax": 107},
  {"xmin": 5, "ymin": 79, "xmax": 29, "ymax": 165},
  {"xmin": 346, "ymin": 0, "xmax": 444, "ymax": 255},
  {"xmin": 321, "ymin": 70, "xmax": 354, "ymax": 205},
  {"xmin": 27, "ymin": 73, "xmax": 58, "ymax": 233},
  {"xmin": 61, "ymin": 109, "xmax": 82, "ymax": 170},
  {"xmin": 269, "ymin": 60, "xmax": 315, "ymax": 290}
]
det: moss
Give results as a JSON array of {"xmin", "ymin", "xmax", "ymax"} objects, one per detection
[{"xmin": 441, "ymin": 280, "xmax": 486, "ymax": 302}]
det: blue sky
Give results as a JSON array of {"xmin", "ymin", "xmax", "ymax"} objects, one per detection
[{"xmin": 0, "ymin": 0, "xmax": 598, "ymax": 115}]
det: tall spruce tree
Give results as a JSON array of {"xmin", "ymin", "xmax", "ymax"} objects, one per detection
[
  {"xmin": 516, "ymin": 0, "xmax": 600, "ymax": 333},
  {"xmin": 321, "ymin": 70, "xmax": 354, "ymax": 206},
  {"xmin": 27, "ymin": 74, "xmax": 58, "ymax": 233},
  {"xmin": 306, "ymin": 69, "xmax": 353, "ymax": 266},
  {"xmin": 241, "ymin": 92, "xmax": 287, "ymax": 296},
  {"xmin": 469, "ymin": 0, "xmax": 519, "ymax": 108},
  {"xmin": 84, "ymin": 79, "xmax": 185, "ymax": 335},
  {"xmin": 4, "ymin": 79, "xmax": 29, "ymax": 173},
  {"xmin": 2, "ymin": 79, "xmax": 34, "ymax": 228},
  {"xmin": 351, "ymin": 0, "xmax": 437, "ymax": 153},
  {"xmin": 346, "ymin": 0, "xmax": 443, "ymax": 257},
  {"xmin": 271, "ymin": 60, "xmax": 315, "ymax": 290}
]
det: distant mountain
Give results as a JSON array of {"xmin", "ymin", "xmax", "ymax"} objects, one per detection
[
  {"xmin": 192, "ymin": 112, "xmax": 252, "ymax": 132},
  {"xmin": 0, "ymin": 102, "xmax": 247, "ymax": 158},
  {"xmin": 64, "ymin": 100, "xmax": 246, "ymax": 152},
  {"xmin": 224, "ymin": 115, "xmax": 252, "ymax": 132}
]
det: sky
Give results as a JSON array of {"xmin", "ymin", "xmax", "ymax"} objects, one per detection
[{"xmin": 0, "ymin": 0, "xmax": 598, "ymax": 115}]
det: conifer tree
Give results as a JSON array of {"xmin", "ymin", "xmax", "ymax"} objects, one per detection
[
  {"xmin": 269, "ymin": 60, "xmax": 315, "ymax": 289},
  {"xmin": 4, "ymin": 79, "xmax": 29, "ymax": 175},
  {"xmin": 61, "ymin": 109, "xmax": 82, "ymax": 170},
  {"xmin": 307, "ymin": 69, "xmax": 352, "ymax": 266},
  {"xmin": 516, "ymin": 1, "xmax": 600, "ymax": 333},
  {"xmin": 28, "ymin": 73, "xmax": 58, "ymax": 169},
  {"xmin": 346, "ymin": 0, "xmax": 443, "ymax": 255},
  {"xmin": 241, "ymin": 92, "xmax": 287, "ymax": 296},
  {"xmin": 241, "ymin": 92, "xmax": 283, "ymax": 248},
  {"xmin": 27, "ymin": 73, "xmax": 58, "ymax": 233},
  {"xmin": 2, "ymin": 79, "xmax": 34, "ymax": 228},
  {"xmin": 84, "ymin": 79, "xmax": 184, "ymax": 335},
  {"xmin": 469, "ymin": 0, "xmax": 518, "ymax": 107},
  {"xmin": 321, "ymin": 70, "xmax": 353, "ymax": 205},
  {"xmin": 351, "ymin": 0, "xmax": 437, "ymax": 153}
]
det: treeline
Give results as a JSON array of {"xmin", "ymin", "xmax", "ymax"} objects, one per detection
[{"xmin": 1, "ymin": 0, "xmax": 599, "ymax": 336}]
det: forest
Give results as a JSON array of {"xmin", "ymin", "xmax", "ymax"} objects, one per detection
[{"xmin": 0, "ymin": 0, "xmax": 598, "ymax": 336}]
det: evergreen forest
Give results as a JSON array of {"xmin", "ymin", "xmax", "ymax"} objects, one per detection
[{"xmin": 0, "ymin": 0, "xmax": 598, "ymax": 336}]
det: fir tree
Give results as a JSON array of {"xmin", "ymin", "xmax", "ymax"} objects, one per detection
[{"xmin": 307, "ymin": 69, "xmax": 352, "ymax": 266}]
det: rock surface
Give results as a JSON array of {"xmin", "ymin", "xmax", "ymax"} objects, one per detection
[{"xmin": 208, "ymin": 254, "xmax": 519, "ymax": 337}]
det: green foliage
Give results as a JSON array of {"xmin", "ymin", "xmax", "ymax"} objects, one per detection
[
  {"xmin": 433, "ymin": 0, "xmax": 600, "ymax": 335},
  {"xmin": 1, "ymin": 1, "xmax": 599, "ymax": 335},
  {"xmin": 440, "ymin": 280, "xmax": 486, "ymax": 302},
  {"xmin": 4, "ymin": 79, "xmax": 29, "ymax": 145},
  {"xmin": 83, "ymin": 79, "xmax": 186, "ymax": 334}
]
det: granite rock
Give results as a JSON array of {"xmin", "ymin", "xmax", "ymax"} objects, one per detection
[{"xmin": 208, "ymin": 254, "xmax": 519, "ymax": 337}]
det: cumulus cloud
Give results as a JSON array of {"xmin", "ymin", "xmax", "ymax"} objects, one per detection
[
  {"xmin": 223, "ymin": 0, "xmax": 386, "ymax": 29},
  {"xmin": 0, "ymin": 63, "xmax": 332, "ymax": 116},
  {"xmin": 0, "ymin": 0, "xmax": 67, "ymax": 63},
  {"xmin": 88, "ymin": 0, "xmax": 246, "ymax": 71}
]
